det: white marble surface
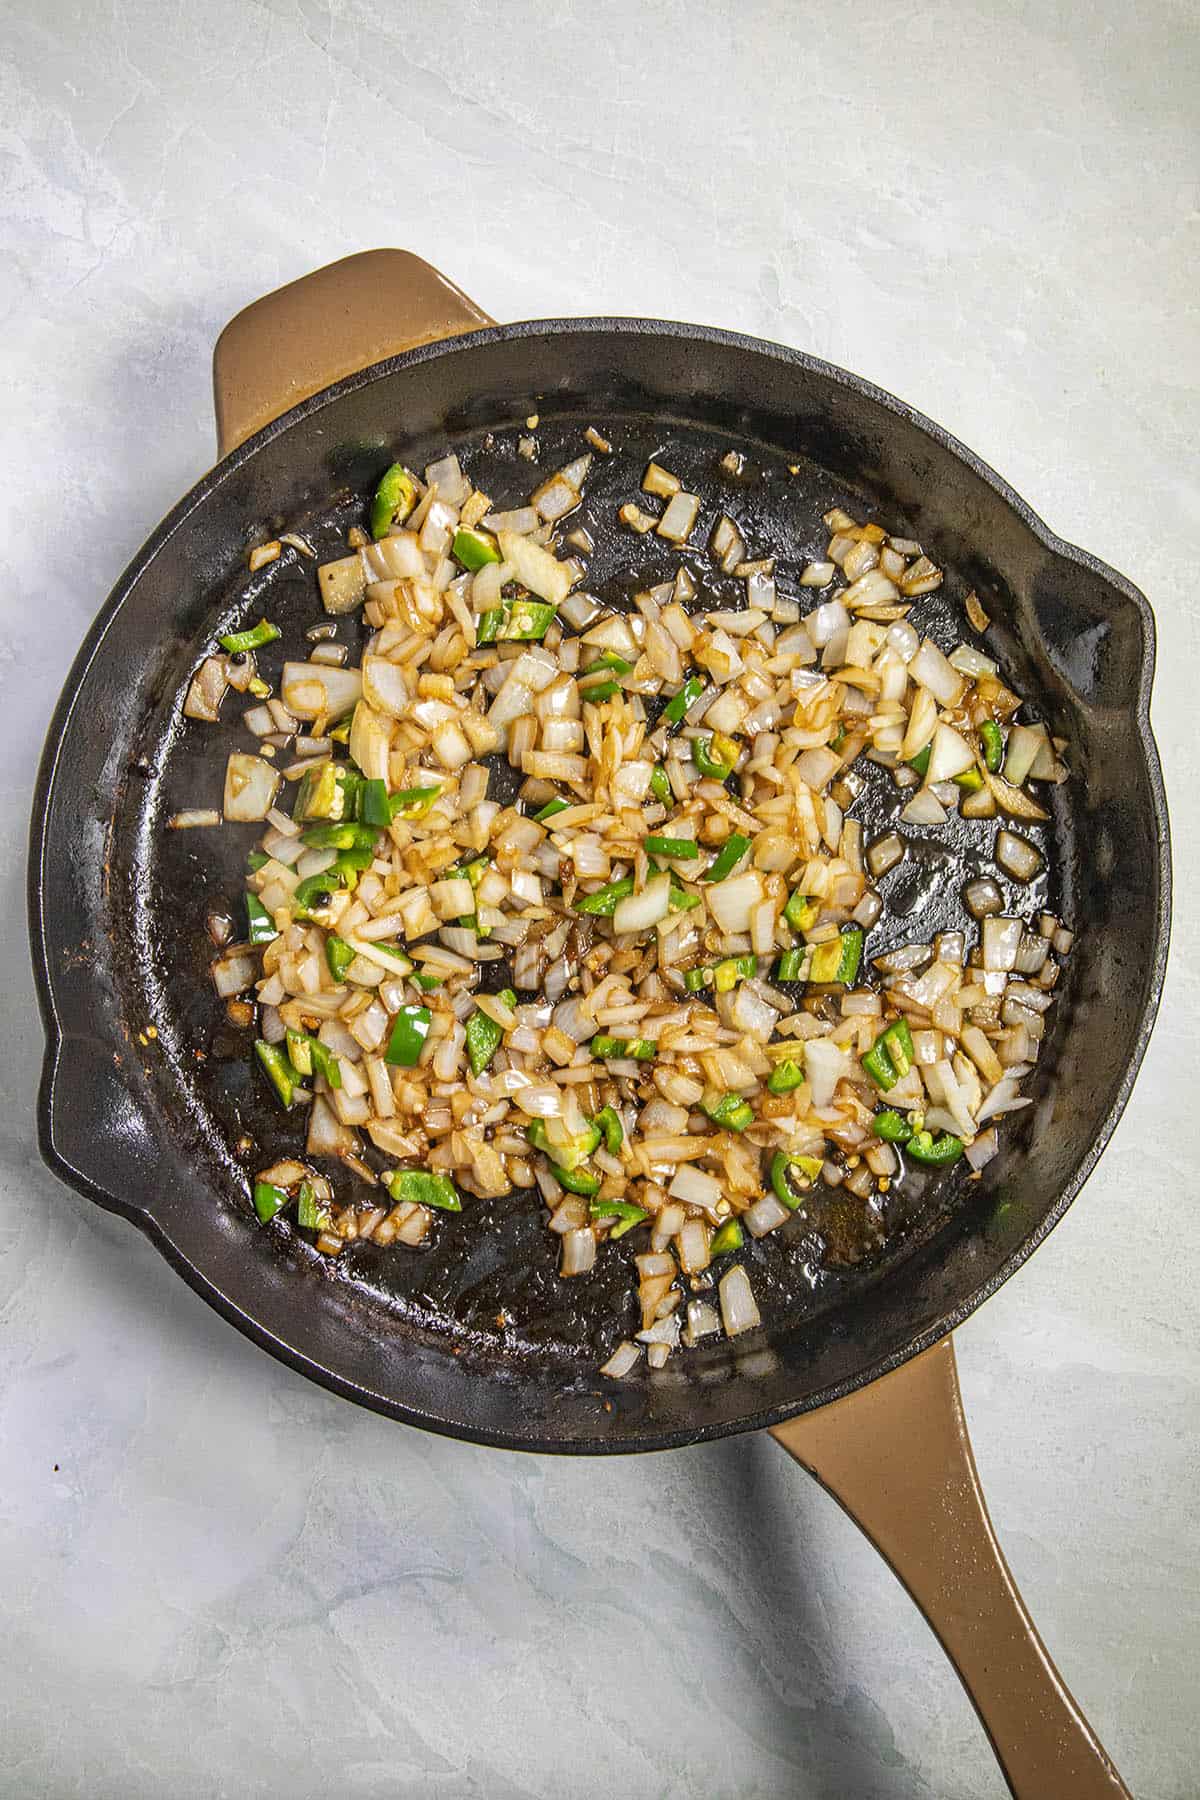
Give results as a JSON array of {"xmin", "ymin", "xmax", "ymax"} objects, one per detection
[{"xmin": 2, "ymin": 1, "xmax": 1197, "ymax": 1794}]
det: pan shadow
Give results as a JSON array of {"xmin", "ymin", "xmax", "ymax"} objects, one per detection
[{"xmin": 668, "ymin": 1429, "xmax": 956, "ymax": 1800}]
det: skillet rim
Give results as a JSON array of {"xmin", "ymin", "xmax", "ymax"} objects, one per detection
[{"xmin": 27, "ymin": 316, "xmax": 1173, "ymax": 1452}]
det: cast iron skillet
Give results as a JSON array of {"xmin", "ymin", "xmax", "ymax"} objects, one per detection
[{"xmin": 29, "ymin": 251, "xmax": 1168, "ymax": 1798}]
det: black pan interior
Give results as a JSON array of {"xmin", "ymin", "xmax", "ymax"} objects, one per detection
[{"xmin": 31, "ymin": 322, "xmax": 1168, "ymax": 1450}]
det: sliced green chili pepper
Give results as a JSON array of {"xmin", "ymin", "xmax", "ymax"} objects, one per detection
[
  {"xmin": 590, "ymin": 1033, "xmax": 656, "ymax": 1061},
  {"xmin": 770, "ymin": 1149, "xmax": 823, "ymax": 1210},
  {"xmin": 873, "ymin": 1109, "xmax": 913, "ymax": 1144},
  {"xmin": 783, "ymin": 889, "xmax": 818, "ymax": 932},
  {"xmin": 775, "ymin": 949, "xmax": 805, "ymax": 981},
  {"xmin": 325, "ymin": 935, "xmax": 354, "ymax": 982},
  {"xmin": 453, "ymin": 853, "xmax": 489, "ymax": 888},
  {"xmin": 692, "ymin": 734, "xmax": 735, "ymax": 780},
  {"xmin": 662, "ymin": 674, "xmax": 705, "ymax": 726},
  {"xmin": 246, "ymin": 849, "xmax": 269, "ymax": 873},
  {"xmin": 580, "ymin": 679, "xmax": 621, "ymax": 703},
  {"xmin": 980, "ymin": 719, "xmax": 1004, "ymax": 773},
  {"xmin": 293, "ymin": 762, "xmax": 360, "ymax": 823},
  {"xmin": 306, "ymin": 1040, "xmax": 340, "ymax": 1089},
  {"xmin": 220, "ymin": 618, "xmax": 280, "ymax": 655},
  {"xmin": 703, "ymin": 832, "xmax": 751, "ymax": 882},
  {"xmin": 683, "ymin": 965, "xmax": 713, "ymax": 992},
  {"xmin": 253, "ymin": 1180, "xmax": 289, "ymax": 1223},
  {"xmin": 862, "ymin": 1018, "xmax": 915, "ymax": 1091},
  {"xmin": 291, "ymin": 849, "xmax": 370, "ymax": 918},
  {"xmin": 954, "ymin": 767, "xmax": 985, "ymax": 792},
  {"xmin": 370, "ymin": 463, "xmax": 417, "ymax": 539},
  {"xmin": 391, "ymin": 784, "xmax": 442, "ymax": 818},
  {"xmin": 714, "ymin": 954, "xmax": 757, "ymax": 993},
  {"xmin": 452, "ymin": 527, "xmax": 501, "ymax": 571},
  {"xmin": 649, "ymin": 765, "xmax": 672, "ymax": 806},
  {"xmin": 301, "ymin": 820, "xmax": 377, "ymax": 852},
  {"xmin": 581, "ymin": 652, "xmax": 633, "ymax": 677},
  {"xmin": 905, "ymin": 1129, "xmax": 965, "ymax": 1167},
  {"xmin": 369, "ymin": 942, "xmax": 414, "ymax": 972},
  {"xmin": 284, "ymin": 1029, "xmax": 342, "ymax": 1089},
  {"xmin": 909, "ymin": 744, "xmax": 932, "ymax": 778},
  {"xmin": 808, "ymin": 927, "xmax": 864, "ymax": 985},
  {"xmin": 573, "ymin": 877, "xmax": 635, "ymax": 916},
  {"xmin": 535, "ymin": 797, "xmax": 569, "ymax": 822},
  {"xmin": 410, "ymin": 970, "xmax": 441, "ymax": 991},
  {"xmin": 296, "ymin": 1180, "xmax": 332, "ymax": 1232},
  {"xmin": 526, "ymin": 1119, "xmax": 602, "ymax": 1171},
  {"xmin": 247, "ymin": 676, "xmax": 271, "ymax": 699},
  {"xmin": 590, "ymin": 1200, "xmax": 645, "ymax": 1238},
  {"xmin": 767, "ymin": 1059, "xmax": 806, "ymax": 1095},
  {"xmin": 328, "ymin": 717, "xmax": 351, "ymax": 744},
  {"xmin": 254, "ymin": 1039, "xmax": 298, "ymax": 1108},
  {"xmin": 292, "ymin": 875, "xmax": 337, "ymax": 920},
  {"xmin": 708, "ymin": 1218, "xmax": 744, "ymax": 1256},
  {"xmin": 383, "ymin": 1004, "xmax": 432, "ymax": 1067},
  {"xmin": 552, "ymin": 1162, "xmax": 601, "ymax": 1197},
  {"xmin": 245, "ymin": 892, "xmax": 277, "ymax": 945},
  {"xmin": 644, "ymin": 835, "xmax": 701, "ymax": 859},
  {"xmin": 829, "ymin": 722, "xmax": 847, "ymax": 753},
  {"xmin": 385, "ymin": 1168, "xmax": 461, "ymax": 1211},
  {"xmin": 477, "ymin": 598, "xmax": 557, "ymax": 643},
  {"xmin": 358, "ymin": 778, "xmax": 393, "ymax": 828},
  {"xmin": 593, "ymin": 1105, "xmax": 624, "ymax": 1155},
  {"xmin": 465, "ymin": 987, "xmax": 516, "ymax": 1076},
  {"xmin": 702, "ymin": 1090, "xmax": 755, "ymax": 1133},
  {"xmin": 667, "ymin": 881, "xmax": 701, "ymax": 912}
]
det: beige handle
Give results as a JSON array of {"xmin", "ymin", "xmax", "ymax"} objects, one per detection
[
  {"xmin": 212, "ymin": 248, "xmax": 494, "ymax": 456},
  {"xmin": 772, "ymin": 1339, "xmax": 1130, "ymax": 1798},
  {"xmin": 212, "ymin": 252, "xmax": 1131, "ymax": 1799}
]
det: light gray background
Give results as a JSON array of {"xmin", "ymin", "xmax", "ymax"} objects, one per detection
[{"xmin": 1, "ymin": 2, "xmax": 1196, "ymax": 1795}]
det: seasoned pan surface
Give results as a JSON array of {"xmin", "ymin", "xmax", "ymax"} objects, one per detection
[{"xmin": 30, "ymin": 321, "xmax": 1169, "ymax": 1449}]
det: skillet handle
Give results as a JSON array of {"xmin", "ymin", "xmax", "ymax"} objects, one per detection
[
  {"xmin": 770, "ymin": 1339, "xmax": 1131, "ymax": 1799},
  {"xmin": 212, "ymin": 249, "xmax": 495, "ymax": 456}
]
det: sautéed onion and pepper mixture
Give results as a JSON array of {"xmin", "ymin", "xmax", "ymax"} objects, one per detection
[{"xmin": 180, "ymin": 437, "xmax": 1071, "ymax": 1375}]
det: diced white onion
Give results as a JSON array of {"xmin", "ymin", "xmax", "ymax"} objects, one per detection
[{"xmin": 718, "ymin": 1265, "xmax": 761, "ymax": 1337}]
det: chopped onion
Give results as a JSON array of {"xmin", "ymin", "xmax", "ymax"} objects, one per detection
[
  {"xmin": 281, "ymin": 661, "xmax": 362, "ymax": 721},
  {"xmin": 211, "ymin": 947, "xmax": 258, "ymax": 997},
  {"xmin": 807, "ymin": 598, "xmax": 850, "ymax": 648},
  {"xmin": 184, "ymin": 656, "xmax": 229, "ymax": 722},
  {"xmin": 964, "ymin": 1129, "xmax": 999, "ymax": 1171},
  {"xmin": 995, "ymin": 830, "xmax": 1043, "ymax": 882},
  {"xmin": 657, "ymin": 491, "xmax": 700, "ymax": 544},
  {"xmin": 600, "ymin": 1340, "xmax": 641, "ymax": 1378},
  {"xmin": 705, "ymin": 871, "xmax": 762, "ymax": 934},
  {"xmin": 1002, "ymin": 723, "xmax": 1048, "ymax": 788},
  {"xmin": 223, "ymin": 753, "xmax": 280, "ymax": 822},
  {"xmin": 985, "ymin": 770, "xmax": 1050, "ymax": 822},
  {"xmin": 926, "ymin": 725, "xmax": 976, "ymax": 784},
  {"xmin": 964, "ymin": 878, "xmax": 1003, "ymax": 919},
  {"xmin": 683, "ymin": 1300, "xmax": 721, "ymax": 1346},
  {"xmin": 909, "ymin": 638, "xmax": 965, "ymax": 707},
  {"xmin": 612, "ymin": 873, "xmax": 672, "ymax": 935},
  {"xmin": 744, "ymin": 1192, "xmax": 790, "ymax": 1237},
  {"xmin": 719, "ymin": 1265, "xmax": 761, "ymax": 1337},
  {"xmin": 982, "ymin": 916, "xmax": 1023, "ymax": 973},
  {"xmin": 804, "ymin": 1037, "xmax": 849, "ymax": 1107},
  {"xmin": 866, "ymin": 833, "xmax": 904, "ymax": 878},
  {"xmin": 168, "ymin": 808, "xmax": 221, "ymax": 830},
  {"xmin": 900, "ymin": 789, "xmax": 948, "ymax": 827}
]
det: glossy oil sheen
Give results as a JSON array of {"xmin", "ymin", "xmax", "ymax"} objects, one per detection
[{"xmin": 29, "ymin": 322, "xmax": 1170, "ymax": 1451}]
